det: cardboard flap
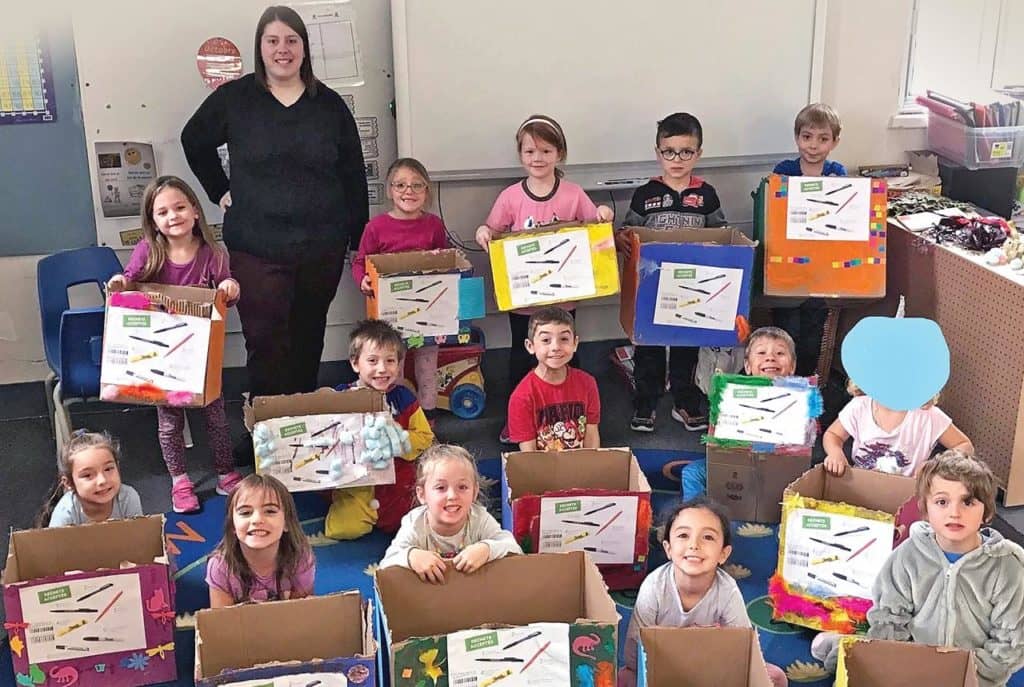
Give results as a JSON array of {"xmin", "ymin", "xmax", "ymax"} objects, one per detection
[
  {"xmin": 841, "ymin": 638, "xmax": 978, "ymax": 687},
  {"xmin": 786, "ymin": 466, "xmax": 916, "ymax": 514},
  {"xmin": 458, "ymin": 277, "xmax": 486, "ymax": 319},
  {"xmin": 244, "ymin": 387, "xmax": 386, "ymax": 430},
  {"xmin": 503, "ymin": 448, "xmax": 636, "ymax": 494},
  {"xmin": 195, "ymin": 592, "xmax": 371, "ymax": 679},
  {"xmin": 627, "ymin": 226, "xmax": 757, "ymax": 247},
  {"xmin": 133, "ymin": 283, "xmax": 227, "ymax": 320},
  {"xmin": 367, "ymin": 248, "xmax": 472, "ymax": 275},
  {"xmin": 376, "ymin": 551, "xmax": 617, "ymax": 643},
  {"xmin": 3, "ymin": 515, "xmax": 166, "ymax": 583},
  {"xmin": 640, "ymin": 627, "xmax": 770, "ymax": 687}
]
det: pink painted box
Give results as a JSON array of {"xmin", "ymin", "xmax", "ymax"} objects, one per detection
[{"xmin": 2, "ymin": 516, "xmax": 177, "ymax": 686}]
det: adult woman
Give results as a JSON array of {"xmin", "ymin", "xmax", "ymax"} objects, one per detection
[{"xmin": 182, "ymin": 5, "xmax": 367, "ymax": 396}]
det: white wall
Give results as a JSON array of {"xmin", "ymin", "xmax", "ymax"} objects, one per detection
[{"xmin": 0, "ymin": 0, "xmax": 928, "ymax": 385}]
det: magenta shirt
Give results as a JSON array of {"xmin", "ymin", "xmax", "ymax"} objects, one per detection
[
  {"xmin": 123, "ymin": 241, "xmax": 238, "ymax": 306},
  {"xmin": 351, "ymin": 212, "xmax": 449, "ymax": 284},
  {"xmin": 205, "ymin": 549, "xmax": 316, "ymax": 603}
]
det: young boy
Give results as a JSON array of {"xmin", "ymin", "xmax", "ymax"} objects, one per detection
[
  {"xmin": 616, "ymin": 112, "xmax": 727, "ymax": 433},
  {"xmin": 507, "ymin": 306, "xmax": 601, "ymax": 451},
  {"xmin": 814, "ymin": 451, "xmax": 1024, "ymax": 686},
  {"xmin": 772, "ymin": 103, "xmax": 846, "ymax": 377},
  {"xmin": 325, "ymin": 319, "xmax": 435, "ymax": 540}
]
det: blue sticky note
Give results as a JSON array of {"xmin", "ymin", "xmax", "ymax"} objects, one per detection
[
  {"xmin": 458, "ymin": 277, "xmax": 486, "ymax": 320},
  {"xmin": 841, "ymin": 317, "xmax": 949, "ymax": 410}
]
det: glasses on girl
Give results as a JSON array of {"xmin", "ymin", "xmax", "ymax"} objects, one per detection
[{"xmin": 390, "ymin": 181, "xmax": 427, "ymax": 193}]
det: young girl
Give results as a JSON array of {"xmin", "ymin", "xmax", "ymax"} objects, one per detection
[
  {"xmin": 40, "ymin": 430, "xmax": 144, "ymax": 527},
  {"xmin": 352, "ymin": 158, "xmax": 449, "ymax": 415},
  {"xmin": 474, "ymin": 114, "xmax": 613, "ymax": 443},
  {"xmin": 823, "ymin": 381, "xmax": 974, "ymax": 477},
  {"xmin": 206, "ymin": 473, "xmax": 315, "ymax": 608},
  {"xmin": 378, "ymin": 444, "xmax": 521, "ymax": 583},
  {"xmin": 107, "ymin": 175, "xmax": 241, "ymax": 513},
  {"xmin": 620, "ymin": 497, "xmax": 787, "ymax": 687}
]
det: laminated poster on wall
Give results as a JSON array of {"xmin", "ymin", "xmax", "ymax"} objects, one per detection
[
  {"xmin": 502, "ymin": 229, "xmax": 596, "ymax": 308},
  {"xmin": 447, "ymin": 622, "xmax": 571, "ymax": 687},
  {"xmin": 651, "ymin": 262, "xmax": 744, "ymax": 331},
  {"xmin": 785, "ymin": 177, "xmax": 872, "ymax": 242},
  {"xmin": 18, "ymin": 572, "xmax": 145, "ymax": 664},
  {"xmin": 101, "ymin": 307, "xmax": 211, "ymax": 394},
  {"xmin": 781, "ymin": 510, "xmax": 893, "ymax": 600},
  {"xmin": 94, "ymin": 142, "xmax": 157, "ymax": 218},
  {"xmin": 713, "ymin": 382, "xmax": 811, "ymax": 445},
  {"xmin": 289, "ymin": 1, "xmax": 364, "ymax": 87},
  {"xmin": 376, "ymin": 272, "xmax": 462, "ymax": 340},
  {"xmin": 219, "ymin": 675, "xmax": 349, "ymax": 687},
  {"xmin": 537, "ymin": 495, "xmax": 639, "ymax": 565}
]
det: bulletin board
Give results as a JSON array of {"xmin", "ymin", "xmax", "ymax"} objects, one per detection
[{"xmin": 70, "ymin": 0, "xmax": 396, "ymax": 249}]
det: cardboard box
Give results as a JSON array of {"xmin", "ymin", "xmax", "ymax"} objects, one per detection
[
  {"xmin": 244, "ymin": 388, "xmax": 395, "ymax": 493},
  {"xmin": 501, "ymin": 448, "xmax": 653, "ymax": 590},
  {"xmin": 101, "ymin": 284, "xmax": 226, "ymax": 407},
  {"xmin": 835, "ymin": 637, "xmax": 979, "ymax": 687},
  {"xmin": 375, "ymin": 551, "xmax": 619, "ymax": 687},
  {"xmin": 706, "ymin": 446, "xmax": 811, "ymax": 523},
  {"xmin": 488, "ymin": 221, "xmax": 620, "ymax": 311},
  {"xmin": 769, "ymin": 466, "xmax": 918, "ymax": 632},
  {"xmin": 638, "ymin": 627, "xmax": 772, "ymax": 687},
  {"xmin": 620, "ymin": 226, "xmax": 756, "ymax": 347},
  {"xmin": 366, "ymin": 249, "xmax": 485, "ymax": 346},
  {"xmin": 194, "ymin": 591, "xmax": 376, "ymax": 686},
  {"xmin": 2, "ymin": 516, "xmax": 176, "ymax": 687}
]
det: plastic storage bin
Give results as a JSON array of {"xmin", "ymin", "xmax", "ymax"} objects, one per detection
[{"xmin": 927, "ymin": 111, "xmax": 1024, "ymax": 170}]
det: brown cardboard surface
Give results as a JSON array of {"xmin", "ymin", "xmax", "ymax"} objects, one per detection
[
  {"xmin": 842, "ymin": 639, "xmax": 978, "ymax": 687},
  {"xmin": 376, "ymin": 551, "xmax": 618, "ymax": 644},
  {"xmin": 786, "ymin": 465, "xmax": 916, "ymax": 514},
  {"xmin": 3, "ymin": 515, "xmax": 166, "ymax": 583},
  {"xmin": 195, "ymin": 591, "xmax": 374, "ymax": 679},
  {"xmin": 640, "ymin": 627, "xmax": 771, "ymax": 687},
  {"xmin": 244, "ymin": 387, "xmax": 387, "ymax": 430},
  {"xmin": 707, "ymin": 447, "xmax": 810, "ymax": 523},
  {"xmin": 367, "ymin": 248, "xmax": 472, "ymax": 276},
  {"xmin": 503, "ymin": 448, "xmax": 651, "ymax": 495},
  {"xmin": 626, "ymin": 225, "xmax": 758, "ymax": 248}
]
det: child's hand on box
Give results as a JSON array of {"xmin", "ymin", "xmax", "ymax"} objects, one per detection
[
  {"xmin": 453, "ymin": 542, "xmax": 490, "ymax": 574},
  {"xmin": 409, "ymin": 548, "xmax": 447, "ymax": 584},
  {"xmin": 614, "ymin": 229, "xmax": 634, "ymax": 258},
  {"xmin": 360, "ymin": 274, "xmax": 374, "ymax": 296},
  {"xmin": 824, "ymin": 452, "xmax": 849, "ymax": 476},
  {"xmin": 217, "ymin": 278, "xmax": 240, "ymax": 301},
  {"xmin": 107, "ymin": 274, "xmax": 128, "ymax": 292},
  {"xmin": 596, "ymin": 204, "xmax": 614, "ymax": 223},
  {"xmin": 475, "ymin": 225, "xmax": 494, "ymax": 251}
]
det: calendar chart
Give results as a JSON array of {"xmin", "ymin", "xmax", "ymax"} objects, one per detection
[{"xmin": 0, "ymin": 32, "xmax": 56, "ymax": 124}]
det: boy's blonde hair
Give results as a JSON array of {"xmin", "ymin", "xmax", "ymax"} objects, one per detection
[
  {"xmin": 917, "ymin": 450, "xmax": 997, "ymax": 522},
  {"xmin": 744, "ymin": 326, "xmax": 796, "ymax": 362},
  {"xmin": 794, "ymin": 103, "xmax": 842, "ymax": 139}
]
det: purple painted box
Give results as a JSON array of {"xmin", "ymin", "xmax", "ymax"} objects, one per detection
[
  {"xmin": 195, "ymin": 591, "xmax": 376, "ymax": 686},
  {"xmin": 2, "ymin": 516, "xmax": 176, "ymax": 687}
]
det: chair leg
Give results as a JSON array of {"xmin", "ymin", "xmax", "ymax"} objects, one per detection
[
  {"xmin": 53, "ymin": 383, "xmax": 71, "ymax": 457},
  {"xmin": 44, "ymin": 372, "xmax": 57, "ymax": 440},
  {"xmin": 183, "ymin": 413, "xmax": 194, "ymax": 449}
]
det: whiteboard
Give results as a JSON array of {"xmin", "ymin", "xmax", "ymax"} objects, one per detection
[
  {"xmin": 393, "ymin": 0, "xmax": 826, "ymax": 179},
  {"xmin": 72, "ymin": 0, "xmax": 396, "ymax": 249}
]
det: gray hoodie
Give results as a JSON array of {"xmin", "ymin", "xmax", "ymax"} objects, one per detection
[{"xmin": 867, "ymin": 521, "xmax": 1024, "ymax": 687}]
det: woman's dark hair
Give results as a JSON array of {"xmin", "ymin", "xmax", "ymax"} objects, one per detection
[
  {"xmin": 254, "ymin": 6, "xmax": 317, "ymax": 96},
  {"xmin": 661, "ymin": 496, "xmax": 732, "ymax": 548}
]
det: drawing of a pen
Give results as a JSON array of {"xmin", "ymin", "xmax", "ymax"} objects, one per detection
[
  {"xmin": 809, "ymin": 537, "xmax": 851, "ymax": 552},
  {"xmin": 585, "ymin": 502, "xmax": 615, "ymax": 516},
  {"xmin": 415, "ymin": 280, "xmax": 443, "ymax": 293},
  {"xmin": 679, "ymin": 285, "xmax": 710, "ymax": 294},
  {"xmin": 543, "ymin": 238, "xmax": 570, "ymax": 254},
  {"xmin": 475, "ymin": 657, "xmax": 524, "ymax": 663},
  {"xmin": 773, "ymin": 399, "xmax": 798, "ymax": 419},
  {"xmin": 826, "ymin": 183, "xmax": 853, "ymax": 196},
  {"xmin": 583, "ymin": 546, "xmax": 615, "ymax": 555},
  {"xmin": 77, "ymin": 583, "xmax": 114, "ymax": 602},
  {"xmin": 698, "ymin": 273, "xmax": 726, "ymax": 283},
  {"xmin": 150, "ymin": 369, "xmax": 184, "ymax": 382},
  {"xmin": 502, "ymin": 630, "xmax": 542, "ymax": 650},
  {"xmin": 525, "ymin": 259, "xmax": 559, "ymax": 264},
  {"xmin": 395, "ymin": 297, "xmax": 429, "ymax": 302},
  {"xmin": 561, "ymin": 519, "xmax": 601, "ymax": 527},
  {"xmin": 50, "ymin": 608, "xmax": 98, "ymax": 613},
  {"xmin": 128, "ymin": 334, "xmax": 168, "ymax": 347},
  {"xmin": 834, "ymin": 526, "xmax": 870, "ymax": 537},
  {"xmin": 125, "ymin": 370, "xmax": 154, "ymax": 384},
  {"xmin": 153, "ymin": 321, "xmax": 188, "ymax": 334}
]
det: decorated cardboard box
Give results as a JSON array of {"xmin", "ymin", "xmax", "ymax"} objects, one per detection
[
  {"xmin": 500, "ymin": 448, "xmax": 652, "ymax": 590},
  {"xmin": 768, "ymin": 466, "xmax": 918, "ymax": 633},
  {"xmin": 100, "ymin": 285, "xmax": 225, "ymax": 407},
  {"xmin": 194, "ymin": 591, "xmax": 376, "ymax": 686},
  {"xmin": 374, "ymin": 551, "xmax": 619, "ymax": 687},
  {"xmin": 835, "ymin": 637, "xmax": 979, "ymax": 687},
  {"xmin": 245, "ymin": 388, "xmax": 397, "ymax": 493},
  {"xmin": 2, "ymin": 516, "xmax": 176, "ymax": 687},
  {"xmin": 619, "ymin": 226, "xmax": 756, "ymax": 347},
  {"xmin": 638, "ymin": 627, "xmax": 772, "ymax": 687},
  {"xmin": 488, "ymin": 221, "xmax": 620, "ymax": 311},
  {"xmin": 365, "ymin": 249, "xmax": 485, "ymax": 347},
  {"xmin": 762, "ymin": 174, "xmax": 887, "ymax": 298},
  {"xmin": 706, "ymin": 447, "xmax": 810, "ymax": 523}
]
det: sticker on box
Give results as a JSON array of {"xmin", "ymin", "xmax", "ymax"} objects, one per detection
[
  {"xmin": 446, "ymin": 622, "xmax": 571, "ymax": 686},
  {"xmin": 784, "ymin": 177, "xmax": 872, "ymax": 242},
  {"xmin": 713, "ymin": 382, "xmax": 813, "ymax": 445},
  {"xmin": 502, "ymin": 230, "xmax": 596, "ymax": 308},
  {"xmin": 102, "ymin": 308, "xmax": 211, "ymax": 392},
  {"xmin": 538, "ymin": 495, "xmax": 639, "ymax": 564},
  {"xmin": 652, "ymin": 262, "xmax": 744, "ymax": 330}
]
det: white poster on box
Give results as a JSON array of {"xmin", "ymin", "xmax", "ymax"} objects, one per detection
[
  {"xmin": 713, "ymin": 384, "xmax": 811, "ymax": 445},
  {"xmin": 101, "ymin": 308, "xmax": 211, "ymax": 393},
  {"xmin": 447, "ymin": 622, "xmax": 570, "ymax": 686},
  {"xmin": 785, "ymin": 177, "xmax": 872, "ymax": 242},
  {"xmin": 376, "ymin": 272, "xmax": 461, "ymax": 339},
  {"xmin": 652, "ymin": 262, "xmax": 743, "ymax": 330},
  {"xmin": 537, "ymin": 495, "xmax": 638, "ymax": 564},
  {"xmin": 220, "ymin": 673, "xmax": 349, "ymax": 687},
  {"xmin": 781, "ymin": 509, "xmax": 893, "ymax": 599},
  {"xmin": 502, "ymin": 230, "xmax": 596, "ymax": 308}
]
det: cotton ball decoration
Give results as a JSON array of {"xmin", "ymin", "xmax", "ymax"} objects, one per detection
[
  {"xmin": 875, "ymin": 454, "xmax": 901, "ymax": 475},
  {"xmin": 1011, "ymin": 257, "xmax": 1024, "ymax": 271},
  {"xmin": 253, "ymin": 423, "xmax": 277, "ymax": 470},
  {"xmin": 985, "ymin": 247, "xmax": 1006, "ymax": 265},
  {"xmin": 100, "ymin": 384, "xmax": 121, "ymax": 401}
]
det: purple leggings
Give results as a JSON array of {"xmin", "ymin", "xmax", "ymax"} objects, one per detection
[{"xmin": 156, "ymin": 396, "xmax": 234, "ymax": 477}]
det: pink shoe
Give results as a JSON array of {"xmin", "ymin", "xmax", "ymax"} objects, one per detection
[
  {"xmin": 216, "ymin": 470, "xmax": 244, "ymax": 496},
  {"xmin": 171, "ymin": 477, "xmax": 200, "ymax": 513}
]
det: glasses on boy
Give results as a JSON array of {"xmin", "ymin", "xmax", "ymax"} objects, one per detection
[{"xmin": 658, "ymin": 148, "xmax": 699, "ymax": 161}]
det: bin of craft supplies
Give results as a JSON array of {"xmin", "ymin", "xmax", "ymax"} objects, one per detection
[
  {"xmin": 2, "ymin": 516, "xmax": 176, "ymax": 687},
  {"xmin": 245, "ymin": 387, "xmax": 405, "ymax": 493},
  {"xmin": 374, "ymin": 551, "xmax": 619, "ymax": 687},
  {"xmin": 835, "ymin": 636, "xmax": 979, "ymax": 687},
  {"xmin": 768, "ymin": 466, "xmax": 918, "ymax": 633},
  {"xmin": 100, "ymin": 284, "xmax": 225, "ymax": 407},
  {"xmin": 638, "ymin": 627, "xmax": 773, "ymax": 687},
  {"xmin": 619, "ymin": 226, "xmax": 756, "ymax": 347},
  {"xmin": 501, "ymin": 447, "xmax": 652, "ymax": 590},
  {"xmin": 927, "ymin": 111, "xmax": 1024, "ymax": 170},
  {"xmin": 194, "ymin": 591, "xmax": 376, "ymax": 686},
  {"xmin": 487, "ymin": 221, "xmax": 620, "ymax": 311},
  {"xmin": 365, "ymin": 248, "xmax": 485, "ymax": 346}
]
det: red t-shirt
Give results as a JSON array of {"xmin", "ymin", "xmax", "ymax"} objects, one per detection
[{"xmin": 507, "ymin": 367, "xmax": 601, "ymax": 450}]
